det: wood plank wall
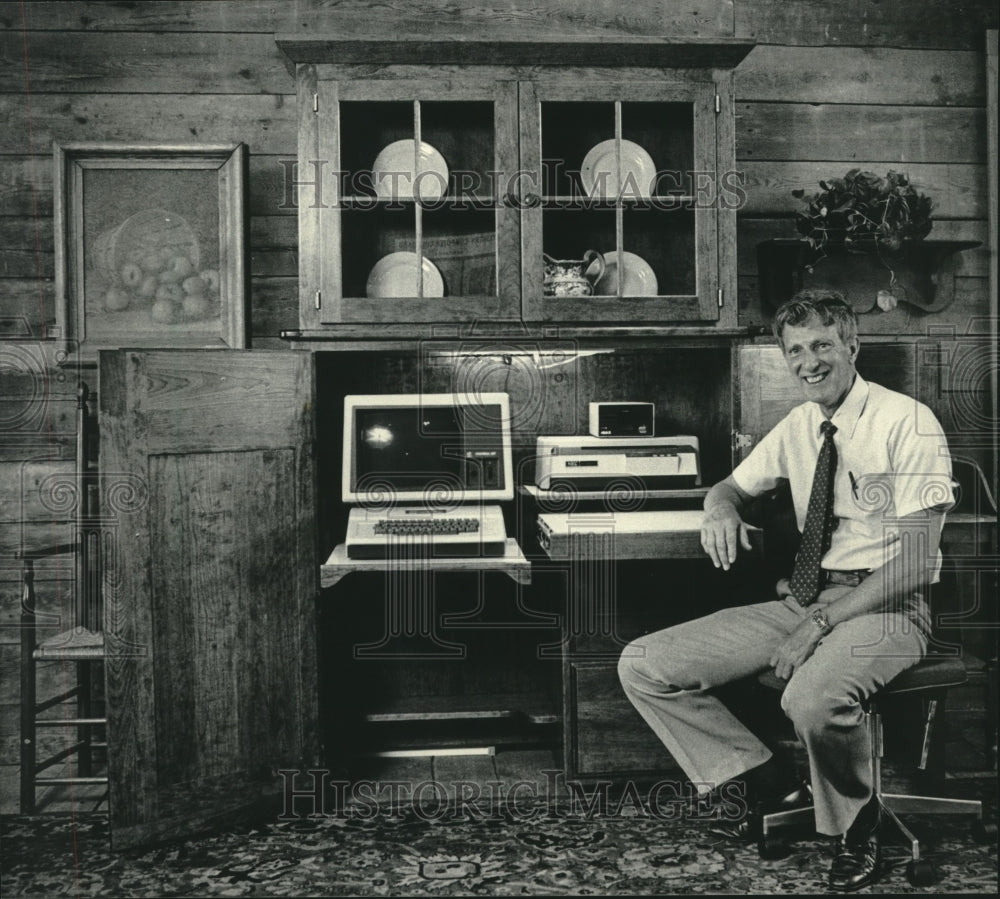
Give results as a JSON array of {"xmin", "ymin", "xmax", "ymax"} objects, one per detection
[{"xmin": 1, "ymin": 0, "xmax": 997, "ymax": 812}]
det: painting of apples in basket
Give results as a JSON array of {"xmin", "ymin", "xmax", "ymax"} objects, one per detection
[
  {"xmin": 92, "ymin": 203, "xmax": 218, "ymax": 328},
  {"xmin": 54, "ymin": 143, "xmax": 247, "ymax": 358}
]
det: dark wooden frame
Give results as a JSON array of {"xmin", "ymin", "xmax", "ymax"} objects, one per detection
[
  {"xmin": 519, "ymin": 76, "xmax": 725, "ymax": 325},
  {"xmin": 298, "ymin": 73, "xmax": 521, "ymax": 328},
  {"xmin": 52, "ymin": 142, "xmax": 248, "ymax": 361}
]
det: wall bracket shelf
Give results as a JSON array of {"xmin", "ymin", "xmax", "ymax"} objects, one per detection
[{"xmin": 756, "ymin": 238, "xmax": 982, "ymax": 317}]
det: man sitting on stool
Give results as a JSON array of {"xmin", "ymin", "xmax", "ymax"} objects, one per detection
[{"xmin": 618, "ymin": 289, "xmax": 953, "ymax": 891}]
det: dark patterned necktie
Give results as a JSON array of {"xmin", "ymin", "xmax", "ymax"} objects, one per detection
[{"xmin": 789, "ymin": 420, "xmax": 838, "ymax": 607}]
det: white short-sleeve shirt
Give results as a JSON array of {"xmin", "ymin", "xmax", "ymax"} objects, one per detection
[{"xmin": 732, "ymin": 374, "xmax": 953, "ymax": 578}]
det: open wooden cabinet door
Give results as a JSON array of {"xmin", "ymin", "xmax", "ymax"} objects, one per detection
[{"xmin": 99, "ymin": 350, "xmax": 318, "ymax": 850}]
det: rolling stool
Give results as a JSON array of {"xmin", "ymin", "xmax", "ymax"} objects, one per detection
[{"xmin": 757, "ymin": 657, "xmax": 994, "ymax": 886}]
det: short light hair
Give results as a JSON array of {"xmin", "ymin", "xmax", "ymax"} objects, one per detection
[{"xmin": 773, "ymin": 289, "xmax": 858, "ymax": 347}]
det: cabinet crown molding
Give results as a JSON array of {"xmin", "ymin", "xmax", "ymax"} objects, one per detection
[{"xmin": 275, "ymin": 35, "xmax": 754, "ymax": 69}]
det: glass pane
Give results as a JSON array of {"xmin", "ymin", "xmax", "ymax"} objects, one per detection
[
  {"xmin": 340, "ymin": 101, "xmax": 412, "ymax": 198},
  {"xmin": 623, "ymin": 206, "xmax": 696, "ymax": 296},
  {"xmin": 422, "ymin": 208, "xmax": 497, "ymax": 297},
  {"xmin": 342, "ymin": 207, "xmax": 416, "ymax": 297},
  {"xmin": 540, "ymin": 102, "xmax": 614, "ymax": 198},
  {"xmin": 81, "ymin": 168, "xmax": 221, "ymax": 335},
  {"xmin": 542, "ymin": 208, "xmax": 616, "ymax": 297},
  {"xmin": 421, "ymin": 101, "xmax": 496, "ymax": 201},
  {"xmin": 621, "ymin": 102, "xmax": 694, "ymax": 198}
]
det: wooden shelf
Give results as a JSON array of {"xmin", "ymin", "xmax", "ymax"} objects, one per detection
[
  {"xmin": 521, "ymin": 484, "xmax": 708, "ymax": 502},
  {"xmin": 363, "ymin": 692, "xmax": 560, "ymax": 726},
  {"xmin": 941, "ymin": 512, "xmax": 998, "ymax": 552},
  {"xmin": 756, "ymin": 238, "xmax": 982, "ymax": 316},
  {"xmin": 281, "ymin": 326, "xmax": 753, "ymax": 347},
  {"xmin": 321, "ymin": 538, "xmax": 531, "ymax": 588}
]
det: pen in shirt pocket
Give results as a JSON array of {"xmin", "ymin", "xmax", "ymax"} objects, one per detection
[{"xmin": 848, "ymin": 471, "xmax": 859, "ymax": 498}]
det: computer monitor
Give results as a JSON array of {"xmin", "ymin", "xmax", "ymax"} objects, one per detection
[{"xmin": 342, "ymin": 393, "xmax": 514, "ymax": 506}]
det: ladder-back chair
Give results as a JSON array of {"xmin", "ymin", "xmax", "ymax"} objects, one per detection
[{"xmin": 19, "ymin": 382, "xmax": 107, "ymax": 813}]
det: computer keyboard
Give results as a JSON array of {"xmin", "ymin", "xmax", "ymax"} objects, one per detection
[
  {"xmin": 373, "ymin": 517, "xmax": 481, "ymax": 536},
  {"xmin": 345, "ymin": 506, "xmax": 507, "ymax": 559}
]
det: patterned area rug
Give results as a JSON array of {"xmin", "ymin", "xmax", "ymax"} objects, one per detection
[{"xmin": 2, "ymin": 795, "xmax": 997, "ymax": 897}]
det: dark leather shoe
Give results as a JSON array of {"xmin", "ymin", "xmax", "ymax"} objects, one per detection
[
  {"xmin": 829, "ymin": 806, "xmax": 881, "ymax": 892},
  {"xmin": 708, "ymin": 782, "xmax": 813, "ymax": 842}
]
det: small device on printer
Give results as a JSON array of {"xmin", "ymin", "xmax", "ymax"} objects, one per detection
[
  {"xmin": 588, "ymin": 402, "xmax": 654, "ymax": 437},
  {"xmin": 534, "ymin": 435, "xmax": 701, "ymax": 491}
]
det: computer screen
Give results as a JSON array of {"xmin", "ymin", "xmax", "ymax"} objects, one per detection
[{"xmin": 342, "ymin": 393, "xmax": 514, "ymax": 505}]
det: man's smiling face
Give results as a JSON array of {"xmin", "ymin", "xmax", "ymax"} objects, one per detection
[{"xmin": 780, "ymin": 316, "xmax": 859, "ymax": 418}]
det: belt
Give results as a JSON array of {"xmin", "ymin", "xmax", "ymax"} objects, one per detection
[
  {"xmin": 793, "ymin": 568, "xmax": 872, "ymax": 607},
  {"xmin": 824, "ymin": 568, "xmax": 872, "ymax": 588}
]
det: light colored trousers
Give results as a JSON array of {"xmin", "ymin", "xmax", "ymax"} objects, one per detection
[{"xmin": 617, "ymin": 586, "xmax": 928, "ymax": 835}]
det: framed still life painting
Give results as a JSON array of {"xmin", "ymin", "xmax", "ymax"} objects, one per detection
[{"xmin": 52, "ymin": 142, "xmax": 248, "ymax": 360}]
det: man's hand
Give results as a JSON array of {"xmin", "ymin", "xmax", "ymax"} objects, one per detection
[
  {"xmin": 700, "ymin": 503, "xmax": 753, "ymax": 571},
  {"xmin": 769, "ymin": 618, "xmax": 824, "ymax": 681}
]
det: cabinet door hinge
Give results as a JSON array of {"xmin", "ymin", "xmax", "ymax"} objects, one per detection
[
  {"xmin": 313, "ymin": 93, "xmax": 319, "ymax": 113},
  {"xmin": 717, "ymin": 288, "xmax": 724, "ymax": 308},
  {"xmin": 732, "ymin": 431, "xmax": 753, "ymax": 451},
  {"xmin": 715, "ymin": 94, "xmax": 721, "ymax": 114},
  {"xmin": 314, "ymin": 290, "xmax": 322, "ymax": 310}
]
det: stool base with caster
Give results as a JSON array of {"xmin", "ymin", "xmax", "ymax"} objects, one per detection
[{"xmin": 757, "ymin": 659, "xmax": 989, "ymax": 886}]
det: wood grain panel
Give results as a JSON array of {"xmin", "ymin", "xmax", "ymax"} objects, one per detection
[
  {"xmin": 0, "ymin": 521, "xmax": 76, "ymax": 558},
  {"xmin": 0, "ymin": 650, "xmax": 80, "ymax": 706},
  {"xmin": 0, "ymin": 95, "xmax": 295, "ymax": 157},
  {"xmin": 0, "ymin": 156, "xmax": 297, "ymax": 218},
  {"xmin": 0, "ymin": 369, "xmax": 78, "ymax": 447},
  {"xmin": 100, "ymin": 349, "xmax": 317, "ymax": 850},
  {"xmin": 736, "ymin": 218, "xmax": 991, "ymax": 276},
  {"xmin": 739, "ymin": 161, "xmax": 986, "ymax": 218},
  {"xmin": 0, "ymin": 283, "xmax": 55, "ymax": 338},
  {"xmin": 149, "ymin": 448, "xmax": 299, "ymax": 782},
  {"xmin": 736, "ymin": 0, "xmax": 998, "ymax": 50},
  {"xmin": 737, "ymin": 104, "xmax": 986, "ymax": 163},
  {"xmin": 5, "ymin": 0, "xmax": 735, "ymax": 39},
  {"xmin": 1, "ymin": 32, "xmax": 287, "ymax": 94},
  {"xmin": 736, "ymin": 46, "xmax": 986, "ymax": 105},
  {"xmin": 0, "ymin": 459, "xmax": 73, "ymax": 521},
  {"xmin": 0, "ymin": 158, "xmax": 54, "ymax": 217},
  {"xmin": 281, "ymin": 37, "xmax": 751, "ymax": 69},
  {"xmin": 250, "ymin": 248, "xmax": 296, "ymax": 279},
  {"xmin": 569, "ymin": 661, "xmax": 677, "ymax": 776},
  {"xmin": 0, "ymin": 703, "xmax": 91, "ymax": 759},
  {"xmin": 249, "ymin": 215, "xmax": 297, "ymax": 250},
  {"xmin": 988, "ymin": 31, "xmax": 998, "ymax": 484},
  {"xmin": 131, "ymin": 354, "xmax": 312, "ymax": 455},
  {"xmin": 0, "ymin": 568, "xmax": 74, "ymax": 634},
  {"xmin": 249, "ymin": 277, "xmax": 301, "ymax": 337},
  {"xmin": 0, "ymin": 217, "xmax": 53, "ymax": 250},
  {"xmin": 739, "ymin": 274, "xmax": 991, "ymax": 335},
  {"xmin": 1, "ymin": 271, "xmax": 299, "ymax": 342},
  {"xmin": 1, "ymin": 214, "xmax": 296, "ymax": 278},
  {"xmin": 0, "ymin": 247, "xmax": 49, "ymax": 279}
]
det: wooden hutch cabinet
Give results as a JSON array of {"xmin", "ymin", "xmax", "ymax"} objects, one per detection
[{"xmin": 277, "ymin": 37, "xmax": 752, "ymax": 336}]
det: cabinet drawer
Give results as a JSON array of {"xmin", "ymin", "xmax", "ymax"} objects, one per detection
[{"xmin": 568, "ymin": 660, "xmax": 679, "ymax": 778}]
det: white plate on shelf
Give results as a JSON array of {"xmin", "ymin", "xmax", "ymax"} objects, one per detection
[
  {"xmin": 366, "ymin": 252, "xmax": 445, "ymax": 298},
  {"xmin": 581, "ymin": 139, "xmax": 656, "ymax": 198},
  {"xmin": 592, "ymin": 251, "xmax": 658, "ymax": 296},
  {"xmin": 371, "ymin": 140, "xmax": 449, "ymax": 201}
]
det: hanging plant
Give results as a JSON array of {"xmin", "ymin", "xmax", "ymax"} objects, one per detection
[
  {"xmin": 792, "ymin": 169, "xmax": 933, "ymax": 254},
  {"xmin": 790, "ymin": 169, "xmax": 934, "ymax": 305}
]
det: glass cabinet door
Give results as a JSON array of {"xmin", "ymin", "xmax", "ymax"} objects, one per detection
[
  {"xmin": 519, "ymin": 81, "xmax": 721, "ymax": 324},
  {"xmin": 303, "ymin": 79, "xmax": 519, "ymax": 327}
]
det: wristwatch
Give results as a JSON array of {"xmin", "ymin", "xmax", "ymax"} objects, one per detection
[{"xmin": 811, "ymin": 608, "xmax": 833, "ymax": 636}]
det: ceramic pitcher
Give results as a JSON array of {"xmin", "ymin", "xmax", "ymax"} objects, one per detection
[{"xmin": 542, "ymin": 250, "xmax": 606, "ymax": 297}]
